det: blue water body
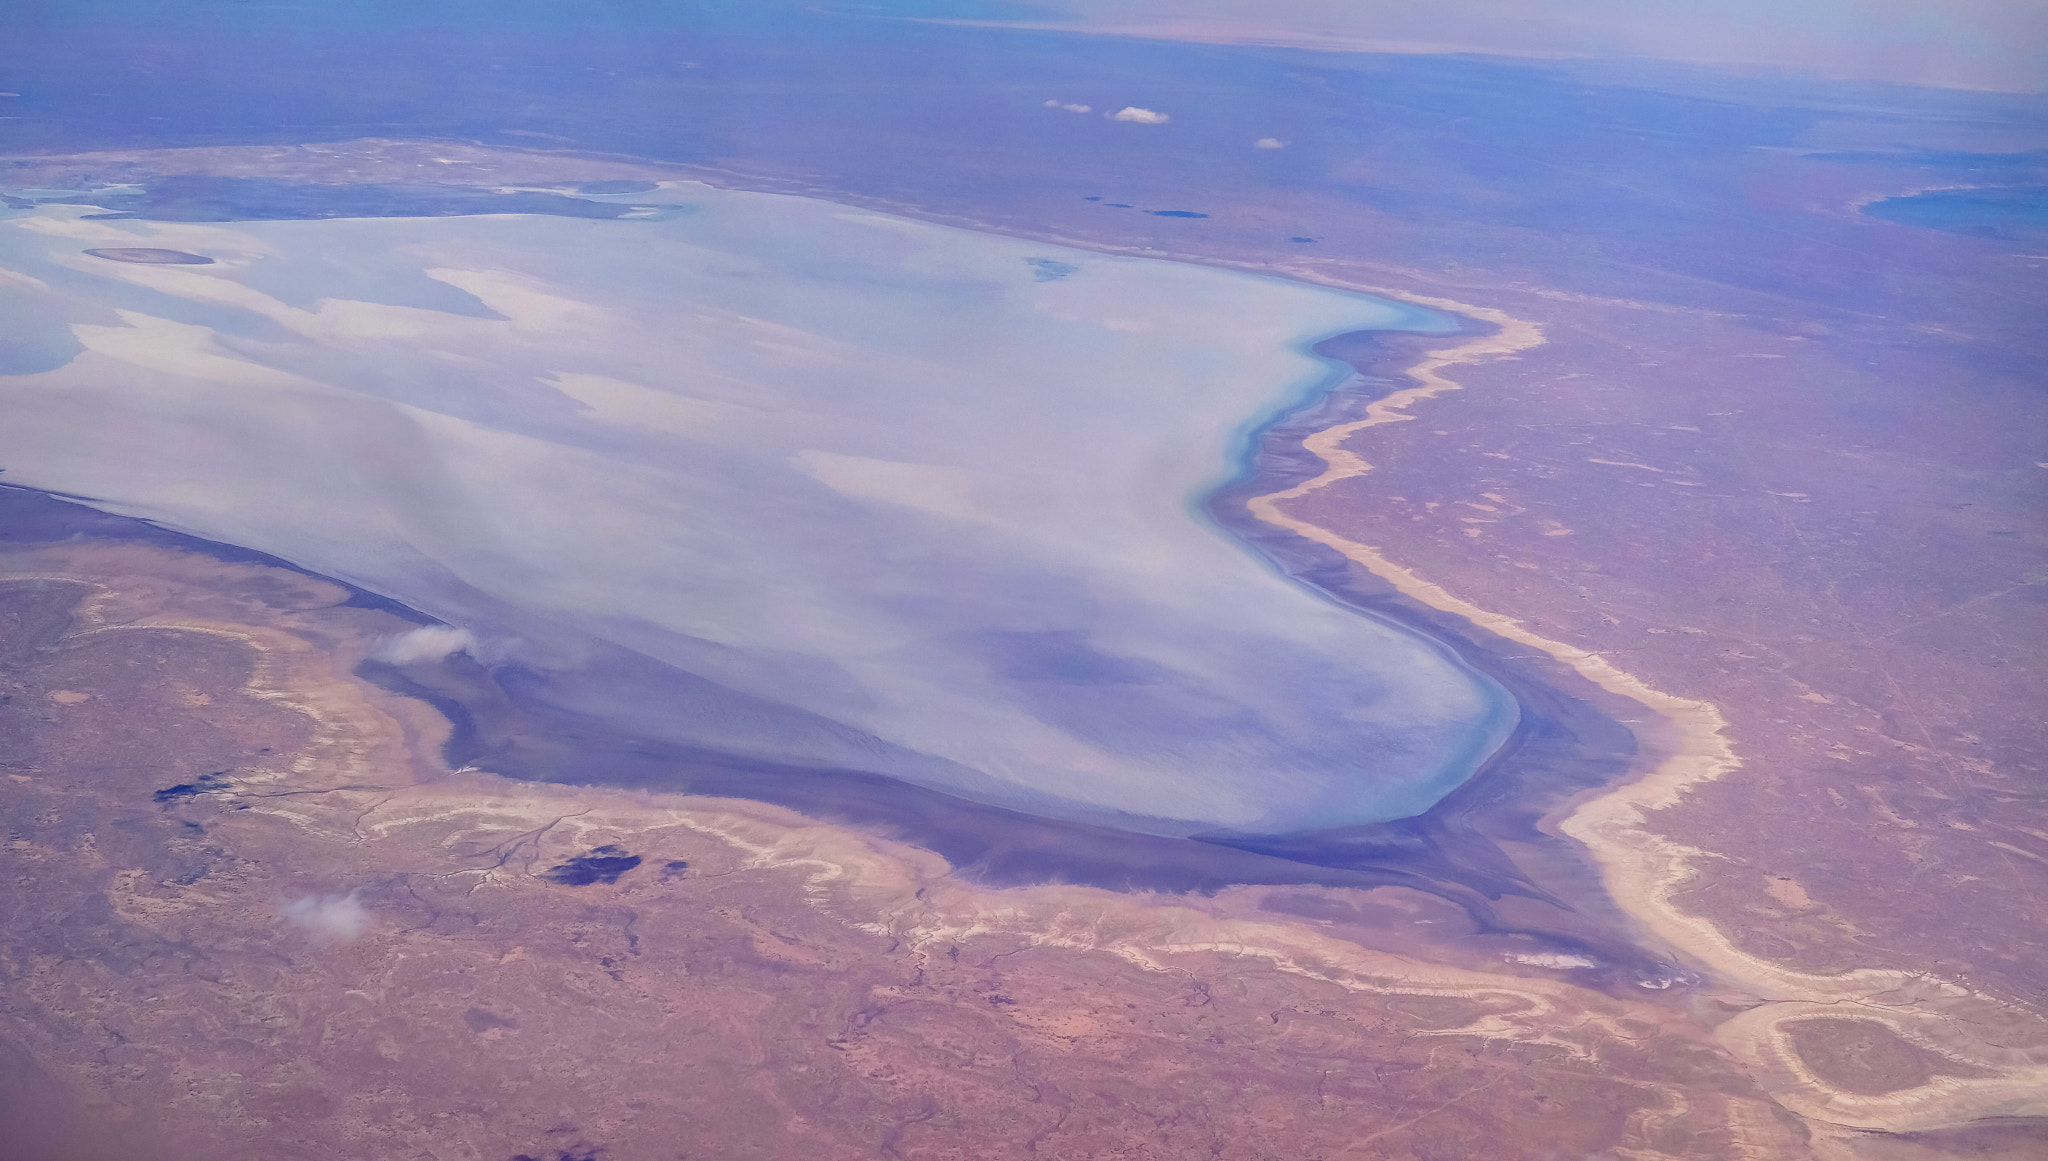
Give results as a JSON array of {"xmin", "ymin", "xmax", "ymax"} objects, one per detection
[{"xmin": 1864, "ymin": 186, "xmax": 2048, "ymax": 242}]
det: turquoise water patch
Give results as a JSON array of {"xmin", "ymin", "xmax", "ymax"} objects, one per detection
[{"xmin": 1025, "ymin": 257, "xmax": 1077, "ymax": 281}]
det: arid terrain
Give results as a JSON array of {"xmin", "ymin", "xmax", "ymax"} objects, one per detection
[
  {"xmin": 2, "ymin": 126, "xmax": 2045, "ymax": 1161},
  {"xmin": 1, "ymin": 538, "xmax": 1808, "ymax": 1161}
]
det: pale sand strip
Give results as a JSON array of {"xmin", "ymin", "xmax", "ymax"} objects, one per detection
[{"xmin": 1239, "ymin": 288, "xmax": 2048, "ymax": 1133}]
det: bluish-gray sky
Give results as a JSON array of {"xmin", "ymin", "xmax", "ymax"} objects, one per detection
[{"xmin": 992, "ymin": 0, "xmax": 2047, "ymax": 91}]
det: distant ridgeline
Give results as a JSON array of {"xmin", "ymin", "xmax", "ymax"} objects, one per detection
[{"xmin": 1, "ymin": 176, "xmax": 668, "ymax": 223}]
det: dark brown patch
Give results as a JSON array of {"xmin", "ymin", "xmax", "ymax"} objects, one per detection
[{"xmin": 1784, "ymin": 1018, "xmax": 1988, "ymax": 1097}]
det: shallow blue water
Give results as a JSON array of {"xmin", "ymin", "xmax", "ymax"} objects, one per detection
[{"xmin": 1864, "ymin": 186, "xmax": 2048, "ymax": 242}]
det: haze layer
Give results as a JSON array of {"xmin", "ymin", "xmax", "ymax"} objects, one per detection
[{"xmin": 0, "ymin": 185, "xmax": 1513, "ymax": 834}]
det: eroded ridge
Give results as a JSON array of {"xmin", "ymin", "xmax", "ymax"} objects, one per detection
[{"xmin": 1242, "ymin": 288, "xmax": 2048, "ymax": 1136}]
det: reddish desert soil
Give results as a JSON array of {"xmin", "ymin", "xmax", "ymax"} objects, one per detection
[
  {"xmin": 3, "ymin": 138, "xmax": 2046, "ymax": 1159},
  {"xmin": 0, "ymin": 543, "xmax": 1809, "ymax": 1161}
]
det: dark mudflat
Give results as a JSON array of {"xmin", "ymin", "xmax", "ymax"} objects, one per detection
[{"xmin": 83, "ymin": 246, "xmax": 214, "ymax": 264}]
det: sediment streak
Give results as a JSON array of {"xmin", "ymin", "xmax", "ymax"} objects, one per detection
[{"xmin": 1241, "ymin": 285, "xmax": 2048, "ymax": 1136}]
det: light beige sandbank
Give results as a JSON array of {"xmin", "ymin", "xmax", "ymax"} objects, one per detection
[{"xmin": 1239, "ymin": 286, "xmax": 2048, "ymax": 1134}]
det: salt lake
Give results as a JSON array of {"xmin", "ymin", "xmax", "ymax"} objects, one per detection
[{"xmin": 0, "ymin": 184, "xmax": 1515, "ymax": 835}]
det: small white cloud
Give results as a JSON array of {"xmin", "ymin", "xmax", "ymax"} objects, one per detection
[
  {"xmin": 281, "ymin": 890, "xmax": 372, "ymax": 942},
  {"xmin": 1254, "ymin": 137, "xmax": 1285, "ymax": 149},
  {"xmin": 1043, "ymin": 100, "xmax": 1090, "ymax": 113},
  {"xmin": 370, "ymin": 625, "xmax": 477, "ymax": 665},
  {"xmin": 1110, "ymin": 107, "xmax": 1170, "ymax": 124}
]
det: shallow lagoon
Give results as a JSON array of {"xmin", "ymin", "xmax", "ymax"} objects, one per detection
[{"xmin": 0, "ymin": 185, "xmax": 1514, "ymax": 834}]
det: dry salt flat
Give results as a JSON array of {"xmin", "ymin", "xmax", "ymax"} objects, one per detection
[{"xmin": 0, "ymin": 184, "xmax": 1512, "ymax": 834}]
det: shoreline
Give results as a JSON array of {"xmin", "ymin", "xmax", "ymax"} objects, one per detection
[
  {"xmin": 0, "ymin": 540, "xmax": 1811, "ymax": 1156},
  {"xmin": 0, "ymin": 436, "xmax": 1674, "ymax": 998},
  {"xmin": 6, "ymin": 139, "xmax": 2044, "ymax": 1131},
  {"xmin": 1241, "ymin": 285, "xmax": 2048, "ymax": 1135},
  {"xmin": 0, "ymin": 171, "xmax": 1710, "ymax": 990}
]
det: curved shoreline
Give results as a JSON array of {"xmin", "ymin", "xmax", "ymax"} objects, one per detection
[
  {"xmin": 1243, "ymin": 286, "xmax": 2048, "ymax": 1135},
  {"xmin": 5, "ymin": 134, "xmax": 2043, "ymax": 1127},
  {"xmin": 1200, "ymin": 320, "xmax": 1522, "ymax": 827},
  {"xmin": 8, "ymin": 284, "xmax": 2041, "ymax": 1136},
  {"xmin": 0, "ymin": 480, "xmax": 1626, "ymax": 962},
  {"xmin": 0, "ymin": 543, "xmax": 1812, "ymax": 1157}
]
